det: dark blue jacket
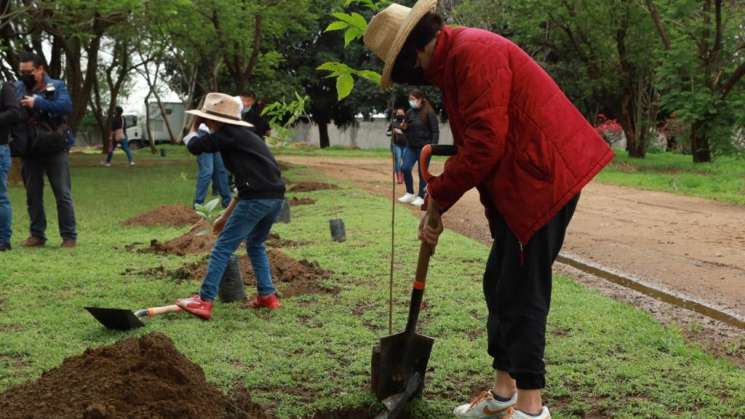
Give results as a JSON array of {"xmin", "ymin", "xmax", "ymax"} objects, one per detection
[{"xmin": 16, "ymin": 75, "xmax": 75, "ymax": 146}]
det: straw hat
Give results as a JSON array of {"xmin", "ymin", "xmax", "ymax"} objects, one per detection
[
  {"xmin": 186, "ymin": 92, "xmax": 253, "ymax": 127},
  {"xmin": 363, "ymin": 0, "xmax": 437, "ymax": 89}
]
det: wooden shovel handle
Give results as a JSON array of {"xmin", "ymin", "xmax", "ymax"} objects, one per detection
[{"xmin": 146, "ymin": 305, "xmax": 181, "ymax": 317}]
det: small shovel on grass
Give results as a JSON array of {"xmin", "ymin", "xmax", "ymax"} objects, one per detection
[{"xmin": 86, "ymin": 304, "xmax": 181, "ymax": 331}]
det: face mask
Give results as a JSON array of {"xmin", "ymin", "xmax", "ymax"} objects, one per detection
[
  {"xmin": 20, "ymin": 73, "xmax": 35, "ymax": 91},
  {"xmin": 409, "ymin": 100, "xmax": 419, "ymax": 109},
  {"xmin": 395, "ymin": 115, "xmax": 405, "ymax": 121}
]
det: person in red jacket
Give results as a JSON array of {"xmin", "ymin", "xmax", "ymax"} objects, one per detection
[{"xmin": 364, "ymin": 2, "xmax": 613, "ymax": 419}]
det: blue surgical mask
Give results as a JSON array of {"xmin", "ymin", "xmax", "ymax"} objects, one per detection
[{"xmin": 409, "ymin": 100, "xmax": 419, "ymax": 109}]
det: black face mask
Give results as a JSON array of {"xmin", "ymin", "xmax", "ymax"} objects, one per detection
[
  {"xmin": 395, "ymin": 115, "xmax": 405, "ymax": 121},
  {"xmin": 20, "ymin": 73, "xmax": 36, "ymax": 91},
  {"xmin": 391, "ymin": 45, "xmax": 431, "ymax": 86}
]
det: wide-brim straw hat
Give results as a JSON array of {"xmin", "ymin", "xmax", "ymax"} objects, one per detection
[
  {"xmin": 363, "ymin": 0, "xmax": 437, "ymax": 89},
  {"xmin": 186, "ymin": 92, "xmax": 253, "ymax": 127}
]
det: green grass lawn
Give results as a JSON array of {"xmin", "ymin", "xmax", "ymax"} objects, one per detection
[
  {"xmin": 597, "ymin": 150, "xmax": 745, "ymax": 205},
  {"xmin": 1, "ymin": 148, "xmax": 744, "ymax": 418}
]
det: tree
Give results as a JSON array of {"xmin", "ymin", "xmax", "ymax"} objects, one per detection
[
  {"xmin": 645, "ymin": 0, "xmax": 745, "ymax": 162},
  {"xmin": 454, "ymin": 0, "xmax": 660, "ymax": 157}
]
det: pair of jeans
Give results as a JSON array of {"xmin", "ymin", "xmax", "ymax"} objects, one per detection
[
  {"xmin": 0, "ymin": 145, "xmax": 11, "ymax": 245},
  {"xmin": 199, "ymin": 198, "xmax": 283, "ymax": 301},
  {"xmin": 483, "ymin": 194, "xmax": 579, "ymax": 390},
  {"xmin": 390, "ymin": 143, "xmax": 405, "ymax": 173},
  {"xmin": 22, "ymin": 151, "xmax": 77, "ymax": 241},
  {"xmin": 401, "ymin": 145, "xmax": 430, "ymax": 197},
  {"xmin": 105, "ymin": 137, "xmax": 134, "ymax": 163},
  {"xmin": 194, "ymin": 152, "xmax": 231, "ymax": 208}
]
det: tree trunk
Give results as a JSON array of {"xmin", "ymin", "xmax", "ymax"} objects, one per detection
[
  {"xmin": 690, "ymin": 122, "xmax": 712, "ymax": 163},
  {"xmin": 318, "ymin": 122, "xmax": 330, "ymax": 148},
  {"xmin": 144, "ymin": 93, "xmax": 156, "ymax": 154}
]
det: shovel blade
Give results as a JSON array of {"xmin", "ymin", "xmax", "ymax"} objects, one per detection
[
  {"xmin": 85, "ymin": 307, "xmax": 145, "ymax": 331},
  {"xmin": 371, "ymin": 332, "xmax": 434, "ymax": 402}
]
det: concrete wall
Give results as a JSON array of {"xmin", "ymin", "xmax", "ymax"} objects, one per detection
[{"xmin": 291, "ymin": 120, "xmax": 454, "ymax": 149}]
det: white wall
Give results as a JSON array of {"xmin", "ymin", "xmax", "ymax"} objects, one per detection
[{"xmin": 291, "ymin": 120, "xmax": 454, "ymax": 149}]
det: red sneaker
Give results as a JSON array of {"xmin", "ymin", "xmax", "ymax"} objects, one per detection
[
  {"xmin": 176, "ymin": 295, "xmax": 213, "ymax": 320},
  {"xmin": 247, "ymin": 293, "xmax": 281, "ymax": 310}
]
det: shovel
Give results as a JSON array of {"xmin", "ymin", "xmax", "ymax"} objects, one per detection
[
  {"xmin": 85, "ymin": 304, "xmax": 181, "ymax": 331},
  {"xmin": 371, "ymin": 144, "xmax": 457, "ymax": 418}
]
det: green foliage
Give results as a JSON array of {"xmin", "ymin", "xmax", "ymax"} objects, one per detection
[
  {"xmin": 262, "ymin": 93, "xmax": 311, "ymax": 146},
  {"xmin": 317, "ymin": 1, "xmax": 382, "ymax": 101},
  {"xmin": 193, "ymin": 198, "xmax": 223, "ymax": 224}
]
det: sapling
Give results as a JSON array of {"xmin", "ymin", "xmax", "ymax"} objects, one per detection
[{"xmin": 193, "ymin": 198, "xmax": 224, "ymax": 236}]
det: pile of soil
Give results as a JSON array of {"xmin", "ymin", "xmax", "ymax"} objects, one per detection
[
  {"xmin": 288, "ymin": 182, "xmax": 339, "ymax": 193},
  {"xmin": 0, "ymin": 333, "xmax": 269, "ymax": 419},
  {"xmin": 147, "ymin": 221, "xmax": 215, "ymax": 256},
  {"xmin": 122, "ymin": 205, "xmax": 202, "ymax": 228},
  {"xmin": 266, "ymin": 232, "xmax": 306, "ymax": 248},
  {"xmin": 138, "ymin": 249, "xmax": 335, "ymax": 297},
  {"xmin": 288, "ymin": 197, "xmax": 316, "ymax": 206}
]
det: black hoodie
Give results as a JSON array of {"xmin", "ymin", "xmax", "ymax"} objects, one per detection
[{"xmin": 186, "ymin": 124, "xmax": 285, "ymax": 200}]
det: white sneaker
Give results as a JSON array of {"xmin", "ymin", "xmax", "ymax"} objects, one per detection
[
  {"xmin": 129, "ymin": 161, "xmax": 136, "ymax": 166},
  {"xmin": 101, "ymin": 161, "xmax": 111, "ymax": 167},
  {"xmin": 511, "ymin": 407, "xmax": 551, "ymax": 419},
  {"xmin": 398, "ymin": 193, "xmax": 416, "ymax": 204},
  {"xmin": 412, "ymin": 196, "xmax": 425, "ymax": 207},
  {"xmin": 453, "ymin": 390, "xmax": 517, "ymax": 418}
]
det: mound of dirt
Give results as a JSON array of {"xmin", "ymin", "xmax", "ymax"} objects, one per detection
[
  {"xmin": 288, "ymin": 197, "xmax": 316, "ymax": 206},
  {"xmin": 147, "ymin": 221, "xmax": 215, "ymax": 256},
  {"xmin": 137, "ymin": 249, "xmax": 335, "ymax": 297},
  {"xmin": 0, "ymin": 333, "xmax": 269, "ymax": 419},
  {"xmin": 122, "ymin": 205, "xmax": 202, "ymax": 228},
  {"xmin": 288, "ymin": 182, "xmax": 339, "ymax": 193},
  {"xmin": 266, "ymin": 232, "xmax": 306, "ymax": 248}
]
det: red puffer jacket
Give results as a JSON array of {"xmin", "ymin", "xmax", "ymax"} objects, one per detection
[{"xmin": 425, "ymin": 27, "xmax": 613, "ymax": 244}]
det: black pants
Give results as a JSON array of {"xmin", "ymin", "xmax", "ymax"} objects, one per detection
[
  {"xmin": 22, "ymin": 151, "xmax": 77, "ymax": 241},
  {"xmin": 483, "ymin": 194, "xmax": 579, "ymax": 389}
]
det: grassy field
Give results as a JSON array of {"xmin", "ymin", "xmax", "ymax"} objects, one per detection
[
  {"xmin": 597, "ymin": 150, "xmax": 745, "ymax": 205},
  {"xmin": 1, "ymin": 147, "xmax": 744, "ymax": 418}
]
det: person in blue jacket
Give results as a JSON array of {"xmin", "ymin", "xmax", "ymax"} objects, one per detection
[{"xmin": 17, "ymin": 52, "xmax": 77, "ymax": 248}]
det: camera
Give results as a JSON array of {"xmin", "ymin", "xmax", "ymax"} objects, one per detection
[{"xmin": 43, "ymin": 84, "xmax": 55, "ymax": 99}]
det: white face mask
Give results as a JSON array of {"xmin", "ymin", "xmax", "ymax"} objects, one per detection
[{"xmin": 409, "ymin": 99, "xmax": 419, "ymax": 109}]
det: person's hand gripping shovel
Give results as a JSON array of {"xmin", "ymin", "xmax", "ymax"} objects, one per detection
[{"xmin": 371, "ymin": 144, "xmax": 457, "ymax": 419}]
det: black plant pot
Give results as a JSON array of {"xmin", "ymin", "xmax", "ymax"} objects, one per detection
[
  {"xmin": 329, "ymin": 218, "xmax": 346, "ymax": 242},
  {"xmin": 277, "ymin": 199, "xmax": 291, "ymax": 224},
  {"xmin": 218, "ymin": 255, "xmax": 246, "ymax": 303}
]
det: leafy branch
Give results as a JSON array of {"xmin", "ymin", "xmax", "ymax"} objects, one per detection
[{"xmin": 317, "ymin": 2, "xmax": 381, "ymax": 101}]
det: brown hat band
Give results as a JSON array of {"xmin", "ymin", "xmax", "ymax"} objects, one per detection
[{"xmin": 206, "ymin": 110, "xmax": 240, "ymax": 121}]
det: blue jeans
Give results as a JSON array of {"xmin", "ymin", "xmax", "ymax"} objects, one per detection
[
  {"xmin": 106, "ymin": 137, "xmax": 134, "ymax": 163},
  {"xmin": 0, "ymin": 145, "xmax": 12, "ymax": 245},
  {"xmin": 199, "ymin": 198, "xmax": 284, "ymax": 301},
  {"xmin": 22, "ymin": 151, "xmax": 77, "ymax": 241},
  {"xmin": 391, "ymin": 143, "xmax": 405, "ymax": 173},
  {"xmin": 195, "ymin": 152, "xmax": 231, "ymax": 208},
  {"xmin": 402, "ymin": 146, "xmax": 430, "ymax": 197}
]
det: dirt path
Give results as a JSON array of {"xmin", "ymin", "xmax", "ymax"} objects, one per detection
[{"xmin": 282, "ymin": 155, "xmax": 745, "ymax": 321}]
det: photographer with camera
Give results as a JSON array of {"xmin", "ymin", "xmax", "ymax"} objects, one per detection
[{"xmin": 16, "ymin": 52, "xmax": 77, "ymax": 248}]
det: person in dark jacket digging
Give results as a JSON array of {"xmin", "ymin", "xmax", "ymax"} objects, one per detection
[
  {"xmin": 364, "ymin": 2, "xmax": 613, "ymax": 418},
  {"xmin": 177, "ymin": 92, "xmax": 286, "ymax": 320}
]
